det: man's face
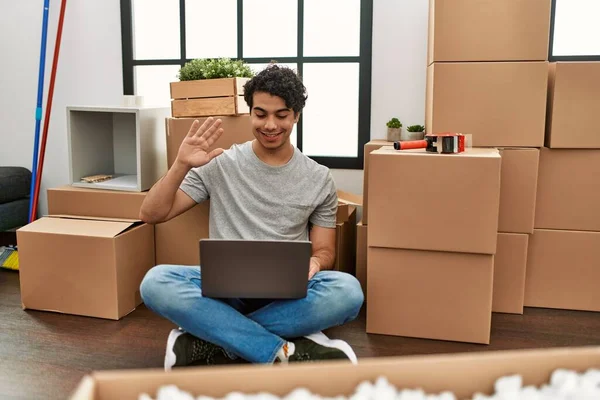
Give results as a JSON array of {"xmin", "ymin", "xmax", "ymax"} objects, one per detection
[{"xmin": 250, "ymin": 91, "xmax": 298, "ymax": 151}]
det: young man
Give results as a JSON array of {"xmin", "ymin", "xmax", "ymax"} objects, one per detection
[{"xmin": 139, "ymin": 65, "xmax": 364, "ymax": 369}]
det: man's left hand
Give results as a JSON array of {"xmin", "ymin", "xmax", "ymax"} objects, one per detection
[{"xmin": 308, "ymin": 258, "xmax": 320, "ymax": 280}]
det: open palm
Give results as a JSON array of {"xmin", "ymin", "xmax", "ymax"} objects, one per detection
[{"xmin": 177, "ymin": 117, "xmax": 225, "ymax": 169}]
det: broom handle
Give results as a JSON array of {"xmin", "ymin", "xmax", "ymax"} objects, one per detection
[
  {"xmin": 31, "ymin": 0, "xmax": 68, "ymax": 222},
  {"xmin": 28, "ymin": 0, "xmax": 51, "ymax": 223}
]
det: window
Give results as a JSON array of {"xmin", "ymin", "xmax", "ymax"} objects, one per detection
[
  {"xmin": 120, "ymin": 0, "xmax": 373, "ymax": 169},
  {"xmin": 549, "ymin": 0, "xmax": 600, "ymax": 60}
]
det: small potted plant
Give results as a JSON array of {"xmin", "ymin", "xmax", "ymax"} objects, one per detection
[
  {"xmin": 403, "ymin": 124, "xmax": 425, "ymax": 141},
  {"xmin": 386, "ymin": 118, "xmax": 402, "ymax": 142},
  {"xmin": 170, "ymin": 58, "xmax": 255, "ymax": 118}
]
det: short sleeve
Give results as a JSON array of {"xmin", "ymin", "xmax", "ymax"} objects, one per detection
[
  {"xmin": 179, "ymin": 166, "xmax": 210, "ymax": 204},
  {"xmin": 309, "ymin": 171, "xmax": 338, "ymax": 228}
]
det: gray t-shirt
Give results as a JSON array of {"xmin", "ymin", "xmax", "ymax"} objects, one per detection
[{"xmin": 179, "ymin": 141, "xmax": 338, "ymax": 241}]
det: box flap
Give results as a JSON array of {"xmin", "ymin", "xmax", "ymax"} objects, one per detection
[
  {"xmin": 337, "ymin": 190, "xmax": 363, "ymax": 206},
  {"xmin": 48, "ymin": 214, "xmax": 140, "ymax": 223},
  {"xmin": 18, "ymin": 216, "xmax": 136, "ymax": 238}
]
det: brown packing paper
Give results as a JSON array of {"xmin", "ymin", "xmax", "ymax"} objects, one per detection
[
  {"xmin": 525, "ymin": 229, "xmax": 600, "ymax": 312},
  {"xmin": 71, "ymin": 347, "xmax": 600, "ymax": 400},
  {"xmin": 366, "ymin": 247, "xmax": 493, "ymax": 344},
  {"xmin": 492, "ymin": 233, "xmax": 529, "ymax": 314}
]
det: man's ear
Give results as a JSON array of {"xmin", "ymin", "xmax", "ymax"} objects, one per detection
[{"xmin": 294, "ymin": 112, "xmax": 301, "ymax": 123}]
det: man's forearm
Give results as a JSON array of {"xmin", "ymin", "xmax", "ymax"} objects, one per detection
[
  {"xmin": 311, "ymin": 249, "xmax": 335, "ymax": 271},
  {"xmin": 139, "ymin": 161, "xmax": 190, "ymax": 223}
]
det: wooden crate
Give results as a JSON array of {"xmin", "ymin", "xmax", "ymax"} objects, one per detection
[{"xmin": 170, "ymin": 77, "xmax": 250, "ymax": 118}]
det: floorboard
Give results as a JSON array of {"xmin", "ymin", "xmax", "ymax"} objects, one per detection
[{"xmin": 1, "ymin": 269, "xmax": 599, "ymax": 399}]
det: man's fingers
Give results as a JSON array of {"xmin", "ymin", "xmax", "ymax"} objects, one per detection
[
  {"xmin": 195, "ymin": 117, "xmax": 221, "ymax": 139},
  {"xmin": 187, "ymin": 118, "xmax": 212, "ymax": 138},
  {"xmin": 207, "ymin": 147, "xmax": 224, "ymax": 161},
  {"xmin": 203, "ymin": 127, "xmax": 224, "ymax": 148}
]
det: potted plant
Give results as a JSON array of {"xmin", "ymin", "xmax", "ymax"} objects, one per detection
[
  {"xmin": 403, "ymin": 124, "xmax": 425, "ymax": 141},
  {"xmin": 170, "ymin": 58, "xmax": 255, "ymax": 118},
  {"xmin": 386, "ymin": 118, "xmax": 402, "ymax": 142}
]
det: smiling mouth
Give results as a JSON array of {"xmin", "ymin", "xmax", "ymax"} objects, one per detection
[{"xmin": 260, "ymin": 131, "xmax": 282, "ymax": 138}]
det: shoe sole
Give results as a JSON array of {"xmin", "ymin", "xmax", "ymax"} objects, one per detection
[
  {"xmin": 164, "ymin": 329, "xmax": 183, "ymax": 371},
  {"xmin": 304, "ymin": 331, "xmax": 358, "ymax": 365}
]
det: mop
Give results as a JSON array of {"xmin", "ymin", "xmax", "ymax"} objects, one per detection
[
  {"xmin": 28, "ymin": 0, "xmax": 51, "ymax": 223},
  {"xmin": 31, "ymin": 0, "xmax": 68, "ymax": 222}
]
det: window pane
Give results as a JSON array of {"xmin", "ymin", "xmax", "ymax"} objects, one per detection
[
  {"xmin": 304, "ymin": 0, "xmax": 360, "ymax": 57},
  {"xmin": 301, "ymin": 63, "xmax": 359, "ymax": 157},
  {"xmin": 186, "ymin": 0, "xmax": 237, "ymax": 59},
  {"xmin": 132, "ymin": 0, "xmax": 180, "ymax": 60},
  {"xmin": 243, "ymin": 0, "xmax": 297, "ymax": 57},
  {"xmin": 553, "ymin": 0, "xmax": 600, "ymax": 56},
  {"xmin": 134, "ymin": 65, "xmax": 181, "ymax": 107}
]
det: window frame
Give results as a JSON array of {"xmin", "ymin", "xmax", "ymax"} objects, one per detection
[
  {"xmin": 120, "ymin": 0, "xmax": 373, "ymax": 170},
  {"xmin": 548, "ymin": 0, "xmax": 600, "ymax": 62}
]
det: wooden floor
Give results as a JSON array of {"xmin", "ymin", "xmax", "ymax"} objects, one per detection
[{"xmin": 1, "ymin": 269, "xmax": 600, "ymax": 400}]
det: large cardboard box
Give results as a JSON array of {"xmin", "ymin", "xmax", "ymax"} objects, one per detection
[
  {"xmin": 534, "ymin": 148, "xmax": 600, "ymax": 232},
  {"xmin": 166, "ymin": 115, "xmax": 254, "ymax": 168},
  {"xmin": 154, "ymin": 202, "xmax": 210, "ymax": 266},
  {"xmin": 368, "ymin": 147, "xmax": 501, "ymax": 255},
  {"xmin": 426, "ymin": 62, "xmax": 548, "ymax": 147},
  {"xmin": 362, "ymin": 140, "xmax": 393, "ymax": 225},
  {"xmin": 356, "ymin": 220, "xmax": 367, "ymax": 297},
  {"xmin": 16, "ymin": 215, "xmax": 155, "ymax": 320},
  {"xmin": 47, "ymin": 186, "xmax": 147, "ymax": 220},
  {"xmin": 546, "ymin": 62, "xmax": 600, "ymax": 149},
  {"xmin": 492, "ymin": 233, "xmax": 529, "ymax": 314},
  {"xmin": 333, "ymin": 205, "xmax": 357, "ymax": 275},
  {"xmin": 497, "ymin": 148, "xmax": 539, "ymax": 234},
  {"xmin": 71, "ymin": 347, "xmax": 600, "ymax": 400},
  {"xmin": 525, "ymin": 229, "xmax": 600, "ymax": 312},
  {"xmin": 366, "ymin": 247, "xmax": 493, "ymax": 344},
  {"xmin": 427, "ymin": 0, "xmax": 551, "ymax": 65}
]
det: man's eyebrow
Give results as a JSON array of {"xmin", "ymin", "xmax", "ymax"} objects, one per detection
[{"xmin": 253, "ymin": 107, "xmax": 291, "ymax": 113}]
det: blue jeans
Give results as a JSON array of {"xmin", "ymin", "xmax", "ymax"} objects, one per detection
[{"xmin": 139, "ymin": 265, "xmax": 364, "ymax": 364}]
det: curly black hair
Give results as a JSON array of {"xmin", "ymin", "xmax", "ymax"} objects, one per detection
[{"xmin": 243, "ymin": 64, "xmax": 308, "ymax": 114}]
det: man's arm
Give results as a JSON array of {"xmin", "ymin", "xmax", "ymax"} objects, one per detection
[
  {"xmin": 139, "ymin": 117, "xmax": 224, "ymax": 224},
  {"xmin": 308, "ymin": 225, "xmax": 336, "ymax": 279}
]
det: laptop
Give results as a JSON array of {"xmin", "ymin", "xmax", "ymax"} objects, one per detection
[{"xmin": 199, "ymin": 239, "xmax": 312, "ymax": 299}]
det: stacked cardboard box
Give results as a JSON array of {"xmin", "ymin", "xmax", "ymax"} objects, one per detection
[
  {"xmin": 366, "ymin": 147, "xmax": 501, "ymax": 344},
  {"xmin": 525, "ymin": 62, "xmax": 600, "ymax": 312},
  {"xmin": 425, "ymin": 0, "xmax": 553, "ymax": 316},
  {"xmin": 355, "ymin": 140, "xmax": 394, "ymax": 297}
]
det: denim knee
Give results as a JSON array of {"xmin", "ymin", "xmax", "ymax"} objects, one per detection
[
  {"xmin": 319, "ymin": 271, "xmax": 364, "ymax": 322},
  {"xmin": 139, "ymin": 264, "xmax": 170, "ymax": 310}
]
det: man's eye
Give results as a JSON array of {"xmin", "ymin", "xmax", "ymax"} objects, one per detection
[
  {"xmin": 277, "ymin": 114, "xmax": 289, "ymax": 119},
  {"xmin": 255, "ymin": 114, "xmax": 266, "ymax": 118}
]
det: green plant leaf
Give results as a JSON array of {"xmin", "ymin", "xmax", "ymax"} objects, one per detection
[{"xmin": 177, "ymin": 58, "xmax": 255, "ymax": 81}]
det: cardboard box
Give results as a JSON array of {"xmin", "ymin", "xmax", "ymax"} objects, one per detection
[
  {"xmin": 534, "ymin": 148, "xmax": 600, "ymax": 232},
  {"xmin": 546, "ymin": 62, "xmax": 600, "ymax": 149},
  {"xmin": 170, "ymin": 77, "xmax": 250, "ymax": 118},
  {"xmin": 492, "ymin": 233, "xmax": 529, "ymax": 314},
  {"xmin": 67, "ymin": 106, "xmax": 170, "ymax": 192},
  {"xmin": 16, "ymin": 215, "xmax": 155, "ymax": 320},
  {"xmin": 497, "ymin": 148, "xmax": 539, "ymax": 234},
  {"xmin": 47, "ymin": 186, "xmax": 147, "ymax": 220},
  {"xmin": 356, "ymin": 220, "xmax": 367, "ymax": 297},
  {"xmin": 426, "ymin": 62, "xmax": 548, "ymax": 147},
  {"xmin": 71, "ymin": 346, "xmax": 600, "ymax": 400},
  {"xmin": 525, "ymin": 229, "xmax": 600, "ymax": 312},
  {"xmin": 368, "ymin": 147, "xmax": 501, "ymax": 255},
  {"xmin": 362, "ymin": 140, "xmax": 394, "ymax": 225},
  {"xmin": 166, "ymin": 115, "xmax": 254, "ymax": 168},
  {"xmin": 366, "ymin": 247, "xmax": 493, "ymax": 344},
  {"xmin": 427, "ymin": 0, "xmax": 551, "ymax": 64},
  {"xmin": 154, "ymin": 202, "xmax": 210, "ymax": 266},
  {"xmin": 334, "ymin": 206, "xmax": 357, "ymax": 275}
]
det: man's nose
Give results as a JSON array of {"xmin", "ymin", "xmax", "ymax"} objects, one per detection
[{"xmin": 264, "ymin": 117, "xmax": 277, "ymax": 130}]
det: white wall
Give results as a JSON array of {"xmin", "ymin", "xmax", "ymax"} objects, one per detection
[
  {"xmin": 0, "ymin": 0, "xmax": 428, "ymax": 216},
  {"xmin": 0, "ymin": 0, "xmax": 123, "ymax": 217}
]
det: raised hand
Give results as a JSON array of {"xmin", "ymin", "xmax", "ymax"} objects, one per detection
[{"xmin": 175, "ymin": 117, "xmax": 224, "ymax": 169}]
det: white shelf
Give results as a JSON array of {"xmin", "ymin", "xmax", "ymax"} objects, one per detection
[{"xmin": 67, "ymin": 105, "xmax": 170, "ymax": 192}]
